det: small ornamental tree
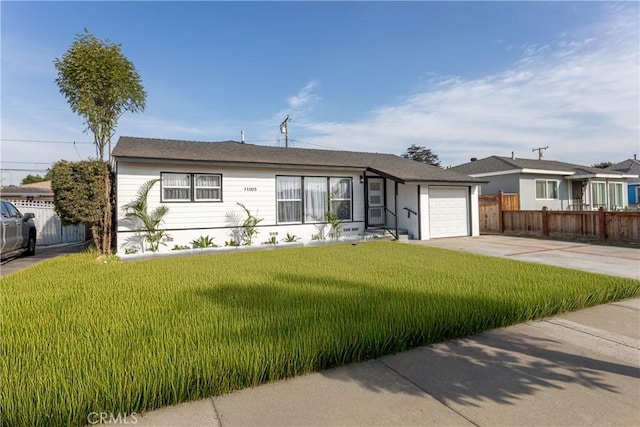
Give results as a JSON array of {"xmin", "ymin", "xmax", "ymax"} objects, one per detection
[
  {"xmin": 50, "ymin": 160, "xmax": 113, "ymax": 253},
  {"xmin": 401, "ymin": 144, "xmax": 441, "ymax": 167},
  {"xmin": 54, "ymin": 30, "xmax": 146, "ymax": 255},
  {"xmin": 121, "ymin": 179, "xmax": 169, "ymax": 252}
]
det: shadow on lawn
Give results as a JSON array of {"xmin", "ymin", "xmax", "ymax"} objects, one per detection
[{"xmin": 190, "ymin": 272, "xmax": 635, "ymax": 407}]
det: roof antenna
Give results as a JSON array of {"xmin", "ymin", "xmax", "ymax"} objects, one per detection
[{"xmin": 531, "ymin": 146, "xmax": 549, "ymax": 160}]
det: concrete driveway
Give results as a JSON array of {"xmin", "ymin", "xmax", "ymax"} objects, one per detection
[
  {"xmin": 405, "ymin": 235, "xmax": 640, "ymax": 280},
  {"xmin": 0, "ymin": 242, "xmax": 88, "ymax": 277}
]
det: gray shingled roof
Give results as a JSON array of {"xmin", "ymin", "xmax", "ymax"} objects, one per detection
[
  {"xmin": 112, "ymin": 136, "xmax": 482, "ymax": 183},
  {"xmin": 452, "ymin": 156, "xmax": 621, "ymax": 176},
  {"xmin": 606, "ymin": 158, "xmax": 640, "ymax": 175}
]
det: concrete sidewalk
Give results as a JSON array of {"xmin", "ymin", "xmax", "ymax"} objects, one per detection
[{"xmin": 134, "ymin": 297, "xmax": 640, "ymax": 427}]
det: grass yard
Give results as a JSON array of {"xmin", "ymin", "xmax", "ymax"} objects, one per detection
[{"xmin": 1, "ymin": 241, "xmax": 639, "ymax": 426}]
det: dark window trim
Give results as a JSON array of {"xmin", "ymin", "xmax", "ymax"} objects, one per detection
[
  {"xmin": 160, "ymin": 171, "xmax": 224, "ymax": 203},
  {"xmin": 275, "ymin": 174, "xmax": 354, "ymax": 225}
]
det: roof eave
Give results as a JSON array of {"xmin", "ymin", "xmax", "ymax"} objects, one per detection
[
  {"xmin": 114, "ymin": 155, "xmax": 366, "ymax": 172},
  {"xmin": 468, "ymin": 168, "xmax": 572, "ymax": 177},
  {"xmin": 568, "ymin": 173, "xmax": 638, "ymax": 180}
]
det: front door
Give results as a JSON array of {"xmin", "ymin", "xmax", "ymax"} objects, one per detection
[
  {"xmin": 571, "ymin": 180, "xmax": 584, "ymax": 207},
  {"xmin": 367, "ymin": 178, "xmax": 385, "ymax": 227}
]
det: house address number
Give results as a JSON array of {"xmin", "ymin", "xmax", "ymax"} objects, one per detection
[{"xmin": 244, "ymin": 187, "xmax": 258, "ymax": 192}]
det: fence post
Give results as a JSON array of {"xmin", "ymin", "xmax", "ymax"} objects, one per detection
[
  {"xmin": 542, "ymin": 206, "xmax": 549, "ymax": 236},
  {"xmin": 598, "ymin": 207, "xmax": 605, "ymax": 241},
  {"xmin": 498, "ymin": 190, "xmax": 504, "ymax": 233}
]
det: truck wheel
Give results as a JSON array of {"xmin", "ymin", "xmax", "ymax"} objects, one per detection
[{"xmin": 26, "ymin": 232, "xmax": 36, "ymax": 256}]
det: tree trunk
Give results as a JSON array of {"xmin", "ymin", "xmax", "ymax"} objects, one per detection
[
  {"xmin": 91, "ymin": 169, "xmax": 113, "ymax": 255},
  {"xmin": 91, "ymin": 224, "xmax": 101, "ymax": 252},
  {"xmin": 101, "ymin": 171, "xmax": 112, "ymax": 255}
]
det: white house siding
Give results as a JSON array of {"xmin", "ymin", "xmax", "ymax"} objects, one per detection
[
  {"xmin": 397, "ymin": 183, "xmax": 420, "ymax": 240},
  {"xmin": 470, "ymin": 185, "xmax": 480, "ymax": 236},
  {"xmin": 116, "ymin": 162, "xmax": 365, "ymax": 253},
  {"xmin": 385, "ymin": 179, "xmax": 397, "ymax": 230}
]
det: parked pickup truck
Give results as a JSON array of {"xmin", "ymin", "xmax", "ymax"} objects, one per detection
[{"xmin": 1, "ymin": 199, "xmax": 36, "ymax": 259}]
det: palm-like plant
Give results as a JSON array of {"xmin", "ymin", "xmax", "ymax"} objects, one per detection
[
  {"xmin": 121, "ymin": 179, "xmax": 169, "ymax": 252},
  {"xmin": 237, "ymin": 202, "xmax": 263, "ymax": 246}
]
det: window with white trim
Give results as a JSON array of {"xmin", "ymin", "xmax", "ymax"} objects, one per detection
[
  {"xmin": 608, "ymin": 182, "xmax": 624, "ymax": 209},
  {"xmin": 591, "ymin": 181, "xmax": 606, "ymax": 208},
  {"xmin": 161, "ymin": 172, "xmax": 222, "ymax": 202},
  {"xmin": 162, "ymin": 173, "xmax": 191, "ymax": 201},
  {"xmin": 535, "ymin": 179, "xmax": 558, "ymax": 199},
  {"xmin": 194, "ymin": 174, "xmax": 222, "ymax": 201}
]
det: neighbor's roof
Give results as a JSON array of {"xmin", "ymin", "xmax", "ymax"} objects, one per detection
[
  {"xmin": 606, "ymin": 158, "xmax": 640, "ymax": 176},
  {"xmin": 451, "ymin": 156, "xmax": 636, "ymax": 178},
  {"xmin": 0, "ymin": 181, "xmax": 53, "ymax": 196},
  {"xmin": 112, "ymin": 136, "xmax": 483, "ymax": 184}
]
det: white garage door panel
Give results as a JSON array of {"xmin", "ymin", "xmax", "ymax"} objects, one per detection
[{"xmin": 429, "ymin": 187, "xmax": 469, "ymax": 238}]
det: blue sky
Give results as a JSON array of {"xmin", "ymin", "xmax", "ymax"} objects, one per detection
[{"xmin": 1, "ymin": 1, "xmax": 638, "ymax": 185}]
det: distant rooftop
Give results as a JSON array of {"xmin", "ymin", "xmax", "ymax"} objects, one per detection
[
  {"xmin": 452, "ymin": 156, "xmax": 637, "ymax": 178},
  {"xmin": 1, "ymin": 180, "xmax": 52, "ymax": 196}
]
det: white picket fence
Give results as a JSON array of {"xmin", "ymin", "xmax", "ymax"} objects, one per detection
[{"xmin": 7, "ymin": 200, "xmax": 86, "ymax": 245}]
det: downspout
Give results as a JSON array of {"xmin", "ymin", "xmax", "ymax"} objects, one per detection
[
  {"xmin": 417, "ymin": 185, "xmax": 421, "ymax": 240},
  {"xmin": 394, "ymin": 181, "xmax": 399, "ymax": 239}
]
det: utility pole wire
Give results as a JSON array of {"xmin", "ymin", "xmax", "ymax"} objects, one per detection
[
  {"xmin": 0, "ymin": 138, "xmax": 93, "ymax": 144},
  {"xmin": 280, "ymin": 115, "xmax": 290, "ymax": 148}
]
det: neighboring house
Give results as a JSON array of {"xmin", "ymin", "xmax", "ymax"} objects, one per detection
[
  {"xmin": 606, "ymin": 157, "xmax": 640, "ymax": 206},
  {"xmin": 0, "ymin": 181, "xmax": 86, "ymax": 245},
  {"xmin": 451, "ymin": 155, "xmax": 638, "ymax": 211},
  {"xmin": 112, "ymin": 136, "xmax": 485, "ymax": 253},
  {"xmin": 0, "ymin": 181, "xmax": 54, "ymax": 201}
]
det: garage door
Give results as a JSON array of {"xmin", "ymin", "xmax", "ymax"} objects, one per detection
[{"xmin": 429, "ymin": 186, "xmax": 469, "ymax": 238}]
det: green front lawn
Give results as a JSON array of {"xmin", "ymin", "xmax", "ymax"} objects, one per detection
[{"xmin": 2, "ymin": 241, "xmax": 638, "ymax": 426}]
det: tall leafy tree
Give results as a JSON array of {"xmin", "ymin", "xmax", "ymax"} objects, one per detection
[
  {"xmin": 20, "ymin": 170, "xmax": 54, "ymax": 185},
  {"xmin": 54, "ymin": 30, "xmax": 146, "ymax": 255},
  {"xmin": 401, "ymin": 144, "xmax": 441, "ymax": 167},
  {"xmin": 54, "ymin": 30, "xmax": 146, "ymax": 161},
  {"xmin": 20, "ymin": 174, "xmax": 47, "ymax": 185}
]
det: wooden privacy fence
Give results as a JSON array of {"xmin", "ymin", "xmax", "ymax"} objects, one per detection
[
  {"xmin": 479, "ymin": 191, "xmax": 519, "ymax": 233},
  {"xmin": 501, "ymin": 207, "xmax": 640, "ymax": 244},
  {"xmin": 7, "ymin": 200, "xmax": 86, "ymax": 245}
]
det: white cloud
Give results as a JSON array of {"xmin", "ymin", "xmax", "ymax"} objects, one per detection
[
  {"xmin": 295, "ymin": 5, "xmax": 639, "ymax": 167},
  {"xmin": 286, "ymin": 80, "xmax": 320, "ymax": 111}
]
